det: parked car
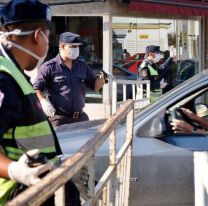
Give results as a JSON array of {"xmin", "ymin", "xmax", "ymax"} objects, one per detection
[
  {"xmin": 175, "ymin": 59, "xmax": 199, "ymax": 86},
  {"xmin": 86, "ymin": 63, "xmax": 137, "ymax": 103},
  {"xmin": 57, "ymin": 70, "xmax": 208, "ymax": 205},
  {"xmin": 120, "ymin": 53, "xmax": 145, "ymax": 74}
]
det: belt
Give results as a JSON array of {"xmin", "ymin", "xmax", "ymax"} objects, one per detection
[
  {"xmin": 71, "ymin": 111, "xmax": 81, "ymax": 119},
  {"xmin": 56, "ymin": 111, "xmax": 82, "ymax": 119}
]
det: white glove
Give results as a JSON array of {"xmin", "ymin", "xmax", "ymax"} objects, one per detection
[
  {"xmin": 170, "ymin": 45, "xmax": 176, "ymax": 58},
  {"xmin": 40, "ymin": 98, "xmax": 56, "ymax": 117},
  {"xmin": 8, "ymin": 149, "xmax": 52, "ymax": 186},
  {"xmin": 160, "ymin": 78, "xmax": 168, "ymax": 89}
]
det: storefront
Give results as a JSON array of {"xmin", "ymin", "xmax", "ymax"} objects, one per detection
[{"xmin": 46, "ymin": 0, "xmax": 208, "ymax": 118}]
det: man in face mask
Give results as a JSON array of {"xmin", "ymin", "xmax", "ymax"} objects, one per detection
[
  {"xmin": 0, "ymin": 1, "xmax": 80, "ymax": 205},
  {"xmin": 138, "ymin": 45, "xmax": 174, "ymax": 102},
  {"xmin": 34, "ymin": 32, "xmax": 106, "ymax": 127}
]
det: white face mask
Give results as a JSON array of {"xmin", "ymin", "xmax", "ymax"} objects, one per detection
[
  {"xmin": 153, "ymin": 53, "xmax": 161, "ymax": 63},
  {"xmin": 68, "ymin": 47, "xmax": 79, "ymax": 60},
  {"xmin": 0, "ymin": 29, "xmax": 49, "ymax": 69}
]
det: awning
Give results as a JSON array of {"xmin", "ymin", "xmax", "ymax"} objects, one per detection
[{"xmin": 130, "ymin": 0, "xmax": 208, "ymax": 17}]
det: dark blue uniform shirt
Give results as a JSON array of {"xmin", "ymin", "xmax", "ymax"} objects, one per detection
[{"xmin": 33, "ymin": 54, "xmax": 96, "ymax": 115}]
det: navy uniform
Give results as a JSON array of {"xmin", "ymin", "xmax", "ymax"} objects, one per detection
[
  {"xmin": 0, "ymin": 1, "xmax": 80, "ymax": 205},
  {"xmin": 34, "ymin": 33, "xmax": 97, "ymax": 127}
]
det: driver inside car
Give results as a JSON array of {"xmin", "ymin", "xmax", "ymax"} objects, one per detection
[{"xmin": 171, "ymin": 107, "xmax": 208, "ymax": 134}]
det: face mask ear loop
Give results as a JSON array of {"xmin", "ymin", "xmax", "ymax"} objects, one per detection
[
  {"xmin": 8, "ymin": 41, "xmax": 40, "ymax": 60},
  {"xmin": 40, "ymin": 31, "xmax": 49, "ymax": 44},
  {"xmin": 0, "ymin": 42, "xmax": 12, "ymax": 61},
  {"xmin": 0, "ymin": 29, "xmax": 39, "ymax": 58}
]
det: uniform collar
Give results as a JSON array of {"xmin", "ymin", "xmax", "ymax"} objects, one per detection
[{"xmin": 56, "ymin": 54, "xmax": 63, "ymax": 65}]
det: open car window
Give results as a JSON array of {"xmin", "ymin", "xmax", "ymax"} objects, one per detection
[
  {"xmin": 135, "ymin": 85, "xmax": 208, "ymax": 151},
  {"xmin": 136, "ymin": 86, "xmax": 208, "ymax": 140}
]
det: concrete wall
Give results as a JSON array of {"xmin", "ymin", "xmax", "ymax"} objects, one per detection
[{"xmin": 48, "ymin": 0, "xmax": 198, "ymax": 19}]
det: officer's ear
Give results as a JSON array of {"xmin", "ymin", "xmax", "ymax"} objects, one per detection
[
  {"xmin": 59, "ymin": 42, "xmax": 65, "ymax": 50},
  {"xmin": 33, "ymin": 28, "xmax": 44, "ymax": 44}
]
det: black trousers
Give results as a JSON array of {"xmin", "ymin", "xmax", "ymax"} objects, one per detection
[
  {"xmin": 49, "ymin": 112, "xmax": 89, "ymax": 127},
  {"xmin": 42, "ymin": 180, "xmax": 81, "ymax": 206}
]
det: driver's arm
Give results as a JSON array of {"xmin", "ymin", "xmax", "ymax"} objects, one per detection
[
  {"xmin": 171, "ymin": 119, "xmax": 207, "ymax": 134},
  {"xmin": 177, "ymin": 108, "xmax": 208, "ymax": 130},
  {"xmin": 194, "ymin": 116, "xmax": 208, "ymax": 130}
]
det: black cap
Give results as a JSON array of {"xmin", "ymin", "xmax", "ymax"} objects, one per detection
[
  {"xmin": 145, "ymin": 45, "xmax": 161, "ymax": 54},
  {"xmin": 0, "ymin": 0, "xmax": 51, "ymax": 26},
  {"xmin": 59, "ymin": 32, "xmax": 82, "ymax": 45}
]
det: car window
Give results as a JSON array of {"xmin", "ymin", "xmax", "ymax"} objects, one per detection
[
  {"xmin": 122, "ymin": 61, "xmax": 135, "ymax": 69},
  {"xmin": 134, "ymin": 53, "xmax": 145, "ymax": 60},
  {"xmin": 113, "ymin": 67, "xmax": 130, "ymax": 76},
  {"xmin": 135, "ymin": 86, "xmax": 208, "ymax": 139},
  {"xmin": 135, "ymin": 86, "xmax": 208, "ymax": 151}
]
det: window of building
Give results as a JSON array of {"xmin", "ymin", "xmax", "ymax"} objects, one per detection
[{"xmin": 112, "ymin": 17, "xmax": 200, "ymax": 93}]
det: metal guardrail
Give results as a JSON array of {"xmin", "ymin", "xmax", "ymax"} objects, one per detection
[
  {"xmin": 6, "ymin": 99, "xmax": 134, "ymax": 206},
  {"xmin": 112, "ymin": 79, "xmax": 150, "ymax": 114}
]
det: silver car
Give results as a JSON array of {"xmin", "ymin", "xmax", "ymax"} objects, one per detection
[{"xmin": 57, "ymin": 70, "xmax": 208, "ymax": 206}]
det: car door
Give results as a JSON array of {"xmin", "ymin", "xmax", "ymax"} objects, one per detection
[{"xmin": 130, "ymin": 71, "xmax": 208, "ymax": 206}]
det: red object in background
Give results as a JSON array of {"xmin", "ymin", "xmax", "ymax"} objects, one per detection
[
  {"xmin": 122, "ymin": 53, "xmax": 145, "ymax": 74},
  {"xmin": 130, "ymin": 0, "xmax": 208, "ymax": 17}
]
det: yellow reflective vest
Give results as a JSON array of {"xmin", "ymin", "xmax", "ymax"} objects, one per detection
[{"xmin": 0, "ymin": 56, "xmax": 59, "ymax": 205}]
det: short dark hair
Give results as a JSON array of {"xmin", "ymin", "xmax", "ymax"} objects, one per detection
[{"xmin": 1, "ymin": 21, "xmax": 49, "ymax": 32}]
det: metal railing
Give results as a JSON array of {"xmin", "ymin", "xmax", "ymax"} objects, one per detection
[
  {"xmin": 112, "ymin": 79, "xmax": 150, "ymax": 114},
  {"xmin": 6, "ymin": 99, "xmax": 134, "ymax": 206}
]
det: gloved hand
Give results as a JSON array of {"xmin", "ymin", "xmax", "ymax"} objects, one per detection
[
  {"xmin": 8, "ymin": 149, "xmax": 52, "ymax": 186},
  {"xmin": 170, "ymin": 45, "xmax": 176, "ymax": 59},
  {"xmin": 99, "ymin": 70, "xmax": 108, "ymax": 84},
  {"xmin": 160, "ymin": 78, "xmax": 168, "ymax": 89},
  {"xmin": 40, "ymin": 98, "xmax": 56, "ymax": 117}
]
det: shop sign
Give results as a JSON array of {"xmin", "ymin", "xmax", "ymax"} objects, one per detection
[{"xmin": 139, "ymin": 34, "xmax": 149, "ymax": 39}]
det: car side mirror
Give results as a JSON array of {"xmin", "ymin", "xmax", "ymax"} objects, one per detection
[{"xmin": 195, "ymin": 103, "xmax": 208, "ymax": 118}]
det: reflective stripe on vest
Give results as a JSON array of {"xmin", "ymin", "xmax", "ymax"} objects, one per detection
[
  {"xmin": 148, "ymin": 64, "xmax": 158, "ymax": 76},
  {"xmin": 0, "ymin": 56, "xmax": 58, "ymax": 205}
]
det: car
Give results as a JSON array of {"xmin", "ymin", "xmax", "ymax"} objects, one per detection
[
  {"xmin": 175, "ymin": 59, "xmax": 199, "ymax": 86},
  {"xmin": 119, "ymin": 53, "xmax": 145, "ymax": 74},
  {"xmin": 124, "ymin": 53, "xmax": 145, "ymax": 73},
  {"xmin": 57, "ymin": 70, "xmax": 208, "ymax": 205}
]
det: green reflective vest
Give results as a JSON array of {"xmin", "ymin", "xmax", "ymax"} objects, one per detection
[
  {"xmin": 147, "ymin": 64, "xmax": 158, "ymax": 76},
  {"xmin": 0, "ymin": 56, "xmax": 58, "ymax": 205}
]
